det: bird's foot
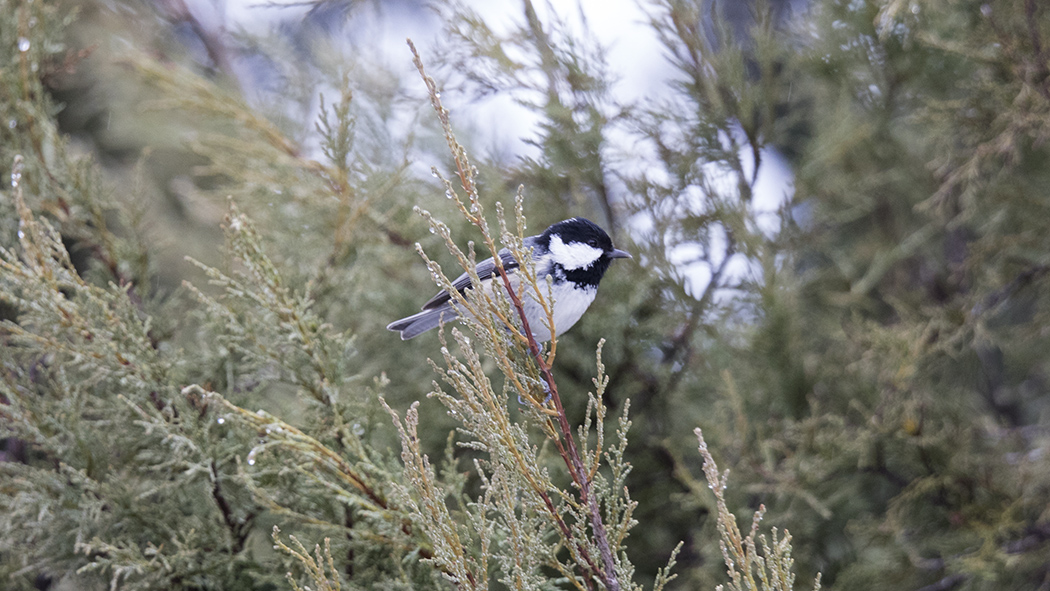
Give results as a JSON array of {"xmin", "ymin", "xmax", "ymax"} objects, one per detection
[{"xmin": 518, "ymin": 379, "xmax": 553, "ymax": 406}]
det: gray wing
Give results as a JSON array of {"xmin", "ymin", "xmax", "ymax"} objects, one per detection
[
  {"xmin": 387, "ymin": 238, "xmax": 539, "ymax": 340},
  {"xmin": 420, "ymin": 244, "xmax": 527, "ymax": 310}
]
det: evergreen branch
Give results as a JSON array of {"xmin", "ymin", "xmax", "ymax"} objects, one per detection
[
  {"xmin": 695, "ymin": 428, "xmax": 821, "ymax": 591},
  {"xmin": 127, "ymin": 53, "xmax": 308, "ymax": 160},
  {"xmin": 409, "ymin": 41, "xmax": 626, "ymax": 590},
  {"xmin": 429, "ymin": 328, "xmax": 603, "ymax": 589},
  {"xmin": 209, "ymin": 459, "xmax": 254, "ymax": 554},
  {"xmin": 384, "ymin": 400, "xmax": 481, "ymax": 589},
  {"xmin": 183, "ymin": 385, "xmax": 389, "ymax": 513},
  {"xmin": 272, "ymin": 526, "xmax": 341, "ymax": 591}
]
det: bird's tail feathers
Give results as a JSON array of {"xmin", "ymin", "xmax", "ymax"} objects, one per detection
[{"xmin": 386, "ymin": 306, "xmax": 459, "ymax": 340}]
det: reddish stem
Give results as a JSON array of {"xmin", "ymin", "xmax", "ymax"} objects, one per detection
[{"xmin": 492, "ymin": 264, "xmax": 621, "ymax": 591}]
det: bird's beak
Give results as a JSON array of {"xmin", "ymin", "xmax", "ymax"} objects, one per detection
[{"xmin": 608, "ymin": 248, "xmax": 632, "ymax": 260}]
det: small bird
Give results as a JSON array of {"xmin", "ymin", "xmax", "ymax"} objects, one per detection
[{"xmin": 387, "ymin": 217, "xmax": 631, "ymax": 341}]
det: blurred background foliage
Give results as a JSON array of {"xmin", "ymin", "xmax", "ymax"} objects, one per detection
[{"xmin": 2, "ymin": 0, "xmax": 1049, "ymax": 589}]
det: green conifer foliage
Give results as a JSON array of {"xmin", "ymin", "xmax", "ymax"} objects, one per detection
[{"xmin": 3, "ymin": 0, "xmax": 1050, "ymax": 590}]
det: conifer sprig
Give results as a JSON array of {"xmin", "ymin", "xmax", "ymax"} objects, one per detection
[
  {"xmin": 381, "ymin": 42, "xmax": 652, "ymax": 591},
  {"xmin": 695, "ymin": 428, "xmax": 821, "ymax": 591}
]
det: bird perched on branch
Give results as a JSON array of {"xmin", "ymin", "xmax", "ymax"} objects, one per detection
[{"xmin": 387, "ymin": 217, "xmax": 631, "ymax": 341}]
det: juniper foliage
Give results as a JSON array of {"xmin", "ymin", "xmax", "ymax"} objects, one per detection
[{"xmin": 3, "ymin": 0, "xmax": 1050, "ymax": 590}]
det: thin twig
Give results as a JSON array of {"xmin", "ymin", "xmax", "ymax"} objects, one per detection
[{"xmin": 408, "ymin": 38, "xmax": 622, "ymax": 591}]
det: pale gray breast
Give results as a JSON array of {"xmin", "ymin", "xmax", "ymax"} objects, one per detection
[{"xmin": 522, "ymin": 281, "xmax": 597, "ymax": 342}]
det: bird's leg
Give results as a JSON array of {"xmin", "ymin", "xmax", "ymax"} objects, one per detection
[
  {"xmin": 540, "ymin": 378, "xmax": 552, "ymax": 404},
  {"xmin": 517, "ymin": 377, "xmax": 552, "ymax": 405}
]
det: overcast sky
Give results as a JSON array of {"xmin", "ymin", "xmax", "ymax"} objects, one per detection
[{"xmin": 179, "ymin": 0, "xmax": 794, "ymax": 299}]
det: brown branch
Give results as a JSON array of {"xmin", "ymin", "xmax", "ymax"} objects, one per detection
[
  {"xmin": 210, "ymin": 459, "xmax": 253, "ymax": 553},
  {"xmin": 661, "ymin": 229, "xmax": 736, "ymax": 399},
  {"xmin": 493, "ymin": 258, "xmax": 620, "ymax": 591},
  {"xmin": 408, "ymin": 38, "xmax": 621, "ymax": 591}
]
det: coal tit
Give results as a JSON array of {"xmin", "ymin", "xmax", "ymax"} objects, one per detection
[{"xmin": 387, "ymin": 217, "xmax": 631, "ymax": 341}]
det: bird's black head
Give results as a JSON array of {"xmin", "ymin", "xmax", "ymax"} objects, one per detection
[{"xmin": 541, "ymin": 217, "xmax": 631, "ymax": 287}]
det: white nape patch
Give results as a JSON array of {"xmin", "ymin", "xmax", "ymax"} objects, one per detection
[{"xmin": 549, "ymin": 235, "xmax": 603, "ymax": 271}]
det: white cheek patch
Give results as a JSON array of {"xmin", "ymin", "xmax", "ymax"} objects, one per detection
[{"xmin": 549, "ymin": 235, "xmax": 603, "ymax": 271}]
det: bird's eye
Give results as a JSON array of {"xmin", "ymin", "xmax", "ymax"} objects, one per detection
[{"xmin": 587, "ymin": 239, "xmax": 598, "ymax": 247}]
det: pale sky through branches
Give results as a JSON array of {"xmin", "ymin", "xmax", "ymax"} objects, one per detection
[{"xmin": 187, "ymin": 0, "xmax": 794, "ymax": 301}]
